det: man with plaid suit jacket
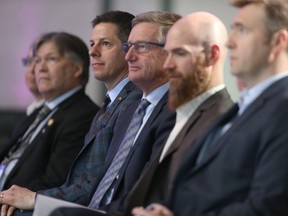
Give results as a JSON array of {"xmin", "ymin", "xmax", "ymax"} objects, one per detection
[{"xmin": 0, "ymin": 11, "xmax": 142, "ymax": 215}]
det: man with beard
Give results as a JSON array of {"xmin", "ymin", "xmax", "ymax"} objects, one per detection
[{"xmin": 125, "ymin": 11, "xmax": 234, "ymax": 215}]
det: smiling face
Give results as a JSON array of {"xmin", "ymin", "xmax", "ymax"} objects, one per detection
[
  {"xmin": 89, "ymin": 22, "xmax": 128, "ymax": 90},
  {"xmin": 34, "ymin": 41, "xmax": 82, "ymax": 101},
  {"xmin": 226, "ymin": 4, "xmax": 272, "ymax": 87},
  {"xmin": 125, "ymin": 22, "xmax": 168, "ymax": 95}
]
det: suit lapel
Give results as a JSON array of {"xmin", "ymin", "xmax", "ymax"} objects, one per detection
[
  {"xmin": 129, "ymin": 92, "xmax": 168, "ymax": 154},
  {"xmin": 189, "ymin": 79, "xmax": 282, "ymax": 174},
  {"xmin": 84, "ymin": 82, "xmax": 136, "ymax": 146},
  {"xmin": 162, "ymin": 88, "xmax": 231, "ymax": 160}
]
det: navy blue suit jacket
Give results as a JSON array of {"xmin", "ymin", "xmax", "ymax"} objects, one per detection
[
  {"xmin": 96, "ymin": 92, "xmax": 176, "ymax": 211},
  {"xmin": 169, "ymin": 77, "xmax": 288, "ymax": 216}
]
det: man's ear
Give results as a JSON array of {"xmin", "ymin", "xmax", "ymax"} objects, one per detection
[
  {"xmin": 73, "ymin": 63, "xmax": 83, "ymax": 79},
  {"xmin": 268, "ymin": 29, "xmax": 288, "ymax": 62},
  {"xmin": 206, "ymin": 44, "xmax": 220, "ymax": 66}
]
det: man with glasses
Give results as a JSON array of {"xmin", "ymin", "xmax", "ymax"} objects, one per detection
[{"xmin": 0, "ymin": 32, "xmax": 99, "ymax": 195}]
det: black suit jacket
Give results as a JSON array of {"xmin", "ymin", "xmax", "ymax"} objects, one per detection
[
  {"xmin": 93, "ymin": 92, "xmax": 176, "ymax": 211},
  {"xmin": 169, "ymin": 77, "xmax": 288, "ymax": 216},
  {"xmin": 0, "ymin": 89, "xmax": 99, "ymax": 191},
  {"xmin": 123, "ymin": 88, "xmax": 233, "ymax": 213}
]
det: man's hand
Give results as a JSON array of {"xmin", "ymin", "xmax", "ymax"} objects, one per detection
[
  {"xmin": 0, "ymin": 185, "xmax": 36, "ymax": 210},
  {"xmin": 132, "ymin": 203, "xmax": 174, "ymax": 216},
  {"xmin": 1, "ymin": 205, "xmax": 15, "ymax": 216}
]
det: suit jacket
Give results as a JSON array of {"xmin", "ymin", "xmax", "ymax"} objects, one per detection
[
  {"xmin": 169, "ymin": 77, "xmax": 288, "ymax": 216},
  {"xmin": 97, "ymin": 92, "xmax": 176, "ymax": 212},
  {"xmin": 122, "ymin": 88, "xmax": 233, "ymax": 213},
  {"xmin": 0, "ymin": 89, "xmax": 99, "ymax": 191},
  {"xmin": 39, "ymin": 82, "xmax": 142, "ymax": 203}
]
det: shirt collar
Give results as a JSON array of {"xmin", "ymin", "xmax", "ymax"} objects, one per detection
[
  {"xmin": 107, "ymin": 77, "xmax": 129, "ymax": 103},
  {"xmin": 143, "ymin": 82, "xmax": 169, "ymax": 106},
  {"xmin": 46, "ymin": 86, "xmax": 82, "ymax": 110},
  {"xmin": 238, "ymin": 72, "xmax": 288, "ymax": 115},
  {"xmin": 176, "ymin": 84, "xmax": 225, "ymax": 120}
]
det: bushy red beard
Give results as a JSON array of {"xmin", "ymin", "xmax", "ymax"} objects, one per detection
[{"xmin": 168, "ymin": 57, "xmax": 211, "ymax": 110}]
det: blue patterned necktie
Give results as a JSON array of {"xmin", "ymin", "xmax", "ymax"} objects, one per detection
[{"xmin": 88, "ymin": 99, "xmax": 150, "ymax": 208}]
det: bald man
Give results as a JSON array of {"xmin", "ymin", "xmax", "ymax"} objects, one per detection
[{"xmin": 125, "ymin": 11, "xmax": 233, "ymax": 216}]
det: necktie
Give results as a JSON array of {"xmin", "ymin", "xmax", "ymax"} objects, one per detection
[
  {"xmin": 3, "ymin": 105, "xmax": 52, "ymax": 164},
  {"xmin": 196, "ymin": 104, "xmax": 239, "ymax": 165},
  {"xmin": 99, "ymin": 95, "xmax": 111, "ymax": 115},
  {"xmin": 88, "ymin": 99, "xmax": 150, "ymax": 208}
]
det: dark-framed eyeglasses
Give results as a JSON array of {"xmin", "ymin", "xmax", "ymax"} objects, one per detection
[
  {"xmin": 122, "ymin": 41, "xmax": 164, "ymax": 54},
  {"xmin": 21, "ymin": 57, "xmax": 34, "ymax": 67}
]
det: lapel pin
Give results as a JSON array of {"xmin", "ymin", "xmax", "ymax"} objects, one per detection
[{"xmin": 47, "ymin": 118, "xmax": 54, "ymax": 126}]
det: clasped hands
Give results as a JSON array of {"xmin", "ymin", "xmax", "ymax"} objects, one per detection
[{"xmin": 0, "ymin": 185, "xmax": 36, "ymax": 216}]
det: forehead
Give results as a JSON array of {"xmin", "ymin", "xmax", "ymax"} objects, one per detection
[
  {"xmin": 165, "ymin": 22, "xmax": 196, "ymax": 50},
  {"xmin": 37, "ymin": 41, "xmax": 59, "ymax": 55},
  {"xmin": 128, "ymin": 22, "xmax": 159, "ymax": 42},
  {"xmin": 232, "ymin": 4, "xmax": 266, "ymax": 29},
  {"xmin": 91, "ymin": 22, "xmax": 119, "ymax": 40}
]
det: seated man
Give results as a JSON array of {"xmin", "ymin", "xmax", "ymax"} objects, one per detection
[{"xmin": 0, "ymin": 32, "xmax": 99, "ymax": 192}]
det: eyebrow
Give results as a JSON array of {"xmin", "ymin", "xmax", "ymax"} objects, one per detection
[{"xmin": 230, "ymin": 22, "xmax": 244, "ymax": 29}]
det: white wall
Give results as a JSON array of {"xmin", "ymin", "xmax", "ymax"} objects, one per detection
[
  {"xmin": 0, "ymin": 0, "xmax": 239, "ymax": 111},
  {"xmin": 0, "ymin": 0, "xmax": 104, "ymax": 110}
]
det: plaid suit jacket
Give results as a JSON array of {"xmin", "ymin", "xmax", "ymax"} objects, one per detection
[{"xmin": 38, "ymin": 81, "xmax": 142, "ymax": 203}]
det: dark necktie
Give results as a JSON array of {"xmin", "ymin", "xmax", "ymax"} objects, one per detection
[
  {"xmin": 99, "ymin": 95, "xmax": 111, "ymax": 115},
  {"xmin": 196, "ymin": 104, "xmax": 239, "ymax": 165},
  {"xmin": 4, "ymin": 105, "xmax": 52, "ymax": 163},
  {"xmin": 88, "ymin": 99, "xmax": 151, "ymax": 208}
]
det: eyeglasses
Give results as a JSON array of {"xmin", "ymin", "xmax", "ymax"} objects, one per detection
[
  {"xmin": 122, "ymin": 41, "xmax": 164, "ymax": 54},
  {"xmin": 22, "ymin": 57, "xmax": 34, "ymax": 67},
  {"xmin": 34, "ymin": 55, "xmax": 62, "ymax": 66}
]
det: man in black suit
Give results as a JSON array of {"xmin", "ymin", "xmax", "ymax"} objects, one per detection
[
  {"xmin": 132, "ymin": 1, "xmax": 288, "ymax": 216},
  {"xmin": 0, "ymin": 32, "xmax": 99, "ymax": 191}
]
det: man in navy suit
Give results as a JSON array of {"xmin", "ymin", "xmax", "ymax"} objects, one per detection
[
  {"xmin": 132, "ymin": 0, "xmax": 288, "ymax": 216},
  {"xmin": 0, "ymin": 11, "xmax": 141, "ymax": 215}
]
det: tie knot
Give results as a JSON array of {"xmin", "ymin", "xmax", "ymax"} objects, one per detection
[
  {"xmin": 137, "ymin": 99, "xmax": 150, "ymax": 114},
  {"xmin": 38, "ymin": 105, "xmax": 51, "ymax": 117},
  {"xmin": 103, "ymin": 95, "xmax": 111, "ymax": 106}
]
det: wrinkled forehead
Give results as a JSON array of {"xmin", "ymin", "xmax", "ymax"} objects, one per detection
[{"xmin": 128, "ymin": 22, "xmax": 160, "ymax": 42}]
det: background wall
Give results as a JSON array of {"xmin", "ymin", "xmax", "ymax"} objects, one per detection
[{"xmin": 0, "ymin": 0, "xmax": 239, "ymax": 111}]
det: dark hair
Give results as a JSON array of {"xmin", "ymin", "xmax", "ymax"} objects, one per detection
[
  {"xmin": 91, "ymin": 11, "xmax": 135, "ymax": 42},
  {"xmin": 36, "ymin": 32, "xmax": 90, "ymax": 85}
]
